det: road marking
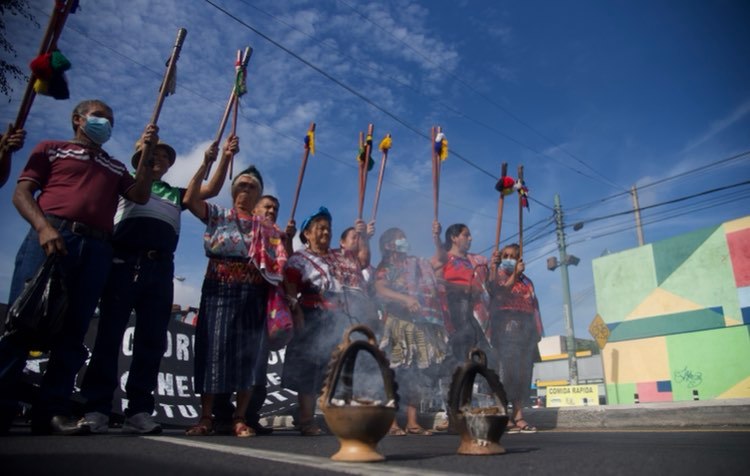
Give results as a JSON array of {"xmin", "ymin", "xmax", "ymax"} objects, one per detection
[{"xmin": 148, "ymin": 436, "xmax": 468, "ymax": 476}]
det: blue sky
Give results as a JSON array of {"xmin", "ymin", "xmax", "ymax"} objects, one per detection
[{"xmin": 1, "ymin": 0, "xmax": 749, "ymax": 340}]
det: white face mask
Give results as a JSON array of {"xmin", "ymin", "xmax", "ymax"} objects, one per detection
[
  {"xmin": 394, "ymin": 238, "xmax": 410, "ymax": 253},
  {"xmin": 500, "ymin": 258, "xmax": 517, "ymax": 272}
]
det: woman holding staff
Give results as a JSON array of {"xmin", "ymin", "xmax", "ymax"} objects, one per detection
[
  {"xmin": 488, "ymin": 168, "xmax": 541, "ymax": 434},
  {"xmin": 183, "ymin": 142, "xmax": 288, "ymax": 437},
  {"xmin": 375, "ymin": 224, "xmax": 449, "ymax": 436},
  {"xmin": 282, "ymin": 207, "xmax": 373, "ymax": 436}
]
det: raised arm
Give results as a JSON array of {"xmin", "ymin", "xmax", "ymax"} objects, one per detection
[
  {"xmin": 124, "ymin": 124, "xmax": 157, "ymax": 204},
  {"xmin": 354, "ymin": 218, "xmax": 371, "ymax": 268},
  {"xmin": 199, "ymin": 137, "xmax": 234, "ymax": 199},
  {"xmin": 431, "ymin": 220, "xmax": 446, "ymax": 270},
  {"xmin": 0, "ymin": 126, "xmax": 26, "ymax": 188},
  {"xmin": 183, "ymin": 135, "xmax": 239, "ymax": 221}
]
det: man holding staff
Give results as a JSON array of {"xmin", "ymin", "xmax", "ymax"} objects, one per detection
[
  {"xmin": 0, "ymin": 99, "xmax": 154, "ymax": 435},
  {"xmin": 79, "ymin": 137, "xmax": 234, "ymax": 435}
]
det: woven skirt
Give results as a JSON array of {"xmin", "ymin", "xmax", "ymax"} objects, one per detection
[{"xmin": 194, "ymin": 262, "xmax": 269, "ymax": 394}]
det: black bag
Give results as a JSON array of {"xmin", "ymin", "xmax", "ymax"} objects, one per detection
[{"xmin": 6, "ymin": 253, "xmax": 68, "ymax": 349}]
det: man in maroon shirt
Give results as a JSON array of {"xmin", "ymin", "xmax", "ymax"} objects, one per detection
[{"xmin": 0, "ymin": 99, "xmax": 154, "ymax": 435}]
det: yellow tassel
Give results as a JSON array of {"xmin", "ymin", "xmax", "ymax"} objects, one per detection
[
  {"xmin": 440, "ymin": 138, "xmax": 448, "ymax": 161},
  {"xmin": 33, "ymin": 78, "xmax": 49, "ymax": 95},
  {"xmin": 379, "ymin": 134, "xmax": 392, "ymax": 152},
  {"xmin": 306, "ymin": 130, "xmax": 315, "ymax": 155}
]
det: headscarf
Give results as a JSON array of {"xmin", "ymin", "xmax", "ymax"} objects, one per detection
[
  {"xmin": 299, "ymin": 206, "xmax": 332, "ymax": 244},
  {"xmin": 232, "ymin": 165, "xmax": 264, "ymax": 192}
]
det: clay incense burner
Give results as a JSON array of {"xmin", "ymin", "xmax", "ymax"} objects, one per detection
[
  {"xmin": 318, "ymin": 324, "xmax": 399, "ymax": 462},
  {"xmin": 448, "ymin": 348, "xmax": 510, "ymax": 455}
]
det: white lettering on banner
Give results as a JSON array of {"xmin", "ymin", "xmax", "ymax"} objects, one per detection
[
  {"xmin": 175, "ymin": 375, "xmax": 191, "ymax": 397},
  {"xmin": 163, "ymin": 331, "xmax": 172, "ymax": 357},
  {"xmin": 122, "ymin": 327, "xmax": 135, "ymax": 356},
  {"xmin": 158, "ymin": 372, "xmax": 175, "ymax": 396},
  {"xmin": 267, "ymin": 372, "xmax": 281, "ymax": 386},
  {"xmin": 176, "ymin": 334, "xmax": 190, "ymax": 361},
  {"xmin": 267, "ymin": 391, "xmax": 288, "ymax": 402},
  {"xmin": 264, "ymin": 388, "xmax": 297, "ymax": 405},
  {"xmin": 120, "ymin": 371, "xmax": 129, "ymax": 392},
  {"xmin": 159, "ymin": 403, "xmax": 174, "ymax": 418},
  {"xmin": 178, "ymin": 405, "xmax": 198, "ymax": 418},
  {"xmin": 267, "ymin": 348, "xmax": 286, "ymax": 365}
]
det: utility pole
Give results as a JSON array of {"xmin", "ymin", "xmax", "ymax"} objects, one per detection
[
  {"xmin": 631, "ymin": 185, "xmax": 645, "ymax": 246},
  {"xmin": 553, "ymin": 194, "xmax": 579, "ymax": 385}
]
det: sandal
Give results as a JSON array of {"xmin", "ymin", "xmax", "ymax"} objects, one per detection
[
  {"xmin": 299, "ymin": 421, "xmax": 324, "ymax": 436},
  {"xmin": 185, "ymin": 416, "xmax": 214, "ymax": 436},
  {"xmin": 388, "ymin": 426, "xmax": 407, "ymax": 436},
  {"xmin": 233, "ymin": 417, "xmax": 255, "ymax": 438},
  {"xmin": 405, "ymin": 426, "xmax": 433, "ymax": 436},
  {"xmin": 434, "ymin": 420, "xmax": 450, "ymax": 432},
  {"xmin": 514, "ymin": 420, "xmax": 537, "ymax": 434}
]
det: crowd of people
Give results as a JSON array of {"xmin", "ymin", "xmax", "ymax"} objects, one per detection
[{"xmin": 0, "ymin": 99, "xmax": 543, "ymax": 438}]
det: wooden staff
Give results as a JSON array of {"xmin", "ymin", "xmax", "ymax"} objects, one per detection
[
  {"xmin": 135, "ymin": 28, "xmax": 187, "ymax": 171},
  {"xmin": 289, "ymin": 122, "xmax": 316, "ymax": 222},
  {"xmin": 431, "ymin": 126, "xmax": 440, "ymax": 221},
  {"xmin": 13, "ymin": 0, "xmax": 76, "ymax": 129},
  {"xmin": 370, "ymin": 134, "xmax": 391, "ymax": 222},
  {"xmin": 205, "ymin": 46, "xmax": 253, "ymax": 180},
  {"xmin": 228, "ymin": 95, "xmax": 239, "ymax": 179},
  {"xmin": 494, "ymin": 162, "xmax": 509, "ymax": 251},
  {"xmin": 517, "ymin": 164, "xmax": 525, "ymax": 258},
  {"xmin": 357, "ymin": 124, "xmax": 374, "ymax": 220},
  {"xmin": 2, "ymin": 0, "xmax": 76, "ymax": 174}
]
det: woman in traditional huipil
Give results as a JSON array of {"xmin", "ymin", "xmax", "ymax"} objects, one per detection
[
  {"xmin": 282, "ymin": 207, "xmax": 373, "ymax": 436},
  {"xmin": 489, "ymin": 243, "xmax": 543, "ymax": 434},
  {"xmin": 183, "ymin": 142, "xmax": 287, "ymax": 437},
  {"xmin": 375, "ymin": 225, "xmax": 449, "ymax": 436}
]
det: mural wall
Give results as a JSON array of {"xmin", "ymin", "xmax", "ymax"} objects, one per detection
[{"xmin": 592, "ymin": 215, "xmax": 750, "ymax": 403}]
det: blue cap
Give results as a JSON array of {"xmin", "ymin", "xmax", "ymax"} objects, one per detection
[{"xmin": 299, "ymin": 206, "xmax": 332, "ymax": 244}]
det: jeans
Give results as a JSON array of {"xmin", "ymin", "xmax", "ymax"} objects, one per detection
[
  {"xmin": 81, "ymin": 251, "xmax": 174, "ymax": 417},
  {"xmin": 0, "ymin": 226, "xmax": 112, "ymax": 423}
]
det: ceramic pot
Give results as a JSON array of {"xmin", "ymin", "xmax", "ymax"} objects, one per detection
[
  {"xmin": 318, "ymin": 325, "xmax": 399, "ymax": 462},
  {"xmin": 448, "ymin": 348, "xmax": 509, "ymax": 455}
]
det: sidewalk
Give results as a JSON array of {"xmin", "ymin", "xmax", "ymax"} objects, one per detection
[{"xmin": 260, "ymin": 398, "xmax": 750, "ymax": 431}]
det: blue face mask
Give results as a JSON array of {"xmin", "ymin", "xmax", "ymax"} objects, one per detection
[
  {"xmin": 81, "ymin": 115, "xmax": 112, "ymax": 145},
  {"xmin": 500, "ymin": 258, "xmax": 517, "ymax": 273},
  {"xmin": 394, "ymin": 238, "xmax": 410, "ymax": 253}
]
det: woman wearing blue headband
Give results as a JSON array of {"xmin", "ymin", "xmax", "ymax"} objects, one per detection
[{"xmin": 281, "ymin": 207, "xmax": 375, "ymax": 436}]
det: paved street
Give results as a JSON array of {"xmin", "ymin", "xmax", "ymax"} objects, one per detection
[{"xmin": 2, "ymin": 427, "xmax": 749, "ymax": 475}]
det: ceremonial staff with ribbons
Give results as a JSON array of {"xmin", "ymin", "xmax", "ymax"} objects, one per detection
[
  {"xmin": 1, "ymin": 0, "xmax": 78, "ymax": 187},
  {"xmin": 356, "ymin": 123, "xmax": 375, "ymax": 220},
  {"xmin": 135, "ymin": 28, "xmax": 187, "ymax": 174},
  {"xmin": 370, "ymin": 133, "xmax": 392, "ymax": 222},
  {"xmin": 204, "ymin": 46, "xmax": 253, "ymax": 180},
  {"xmin": 493, "ymin": 162, "xmax": 510, "ymax": 252},
  {"xmin": 431, "ymin": 126, "xmax": 448, "ymax": 221},
  {"xmin": 289, "ymin": 122, "xmax": 316, "ymax": 222},
  {"xmin": 516, "ymin": 165, "xmax": 528, "ymax": 258}
]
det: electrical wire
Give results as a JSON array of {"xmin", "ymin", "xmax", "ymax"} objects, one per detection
[{"xmin": 335, "ymin": 0, "xmax": 626, "ymax": 192}]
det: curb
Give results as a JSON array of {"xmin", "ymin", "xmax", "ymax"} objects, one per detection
[{"xmin": 260, "ymin": 399, "xmax": 750, "ymax": 431}]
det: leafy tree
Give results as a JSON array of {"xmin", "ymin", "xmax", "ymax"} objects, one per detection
[{"xmin": 0, "ymin": 0, "xmax": 38, "ymax": 100}]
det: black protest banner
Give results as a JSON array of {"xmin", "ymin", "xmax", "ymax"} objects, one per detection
[{"xmin": 21, "ymin": 314, "xmax": 297, "ymax": 427}]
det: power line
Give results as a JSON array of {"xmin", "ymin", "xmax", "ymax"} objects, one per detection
[
  {"xmin": 203, "ymin": 0, "xmax": 499, "ymax": 180},
  {"xmin": 565, "ymin": 149, "xmax": 750, "ymax": 214},
  {"xmin": 566, "ymin": 179, "xmax": 750, "ymax": 229},
  {"xmin": 335, "ymin": 0, "xmax": 626, "ymax": 192},
  {"xmin": 59, "ymin": 12, "xmax": 500, "ymax": 222}
]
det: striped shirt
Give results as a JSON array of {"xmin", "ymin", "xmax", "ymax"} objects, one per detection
[{"xmin": 18, "ymin": 140, "xmax": 136, "ymax": 234}]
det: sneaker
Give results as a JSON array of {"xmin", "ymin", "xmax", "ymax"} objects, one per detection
[
  {"xmin": 122, "ymin": 412, "xmax": 162, "ymax": 435},
  {"xmin": 82, "ymin": 412, "xmax": 110, "ymax": 434}
]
